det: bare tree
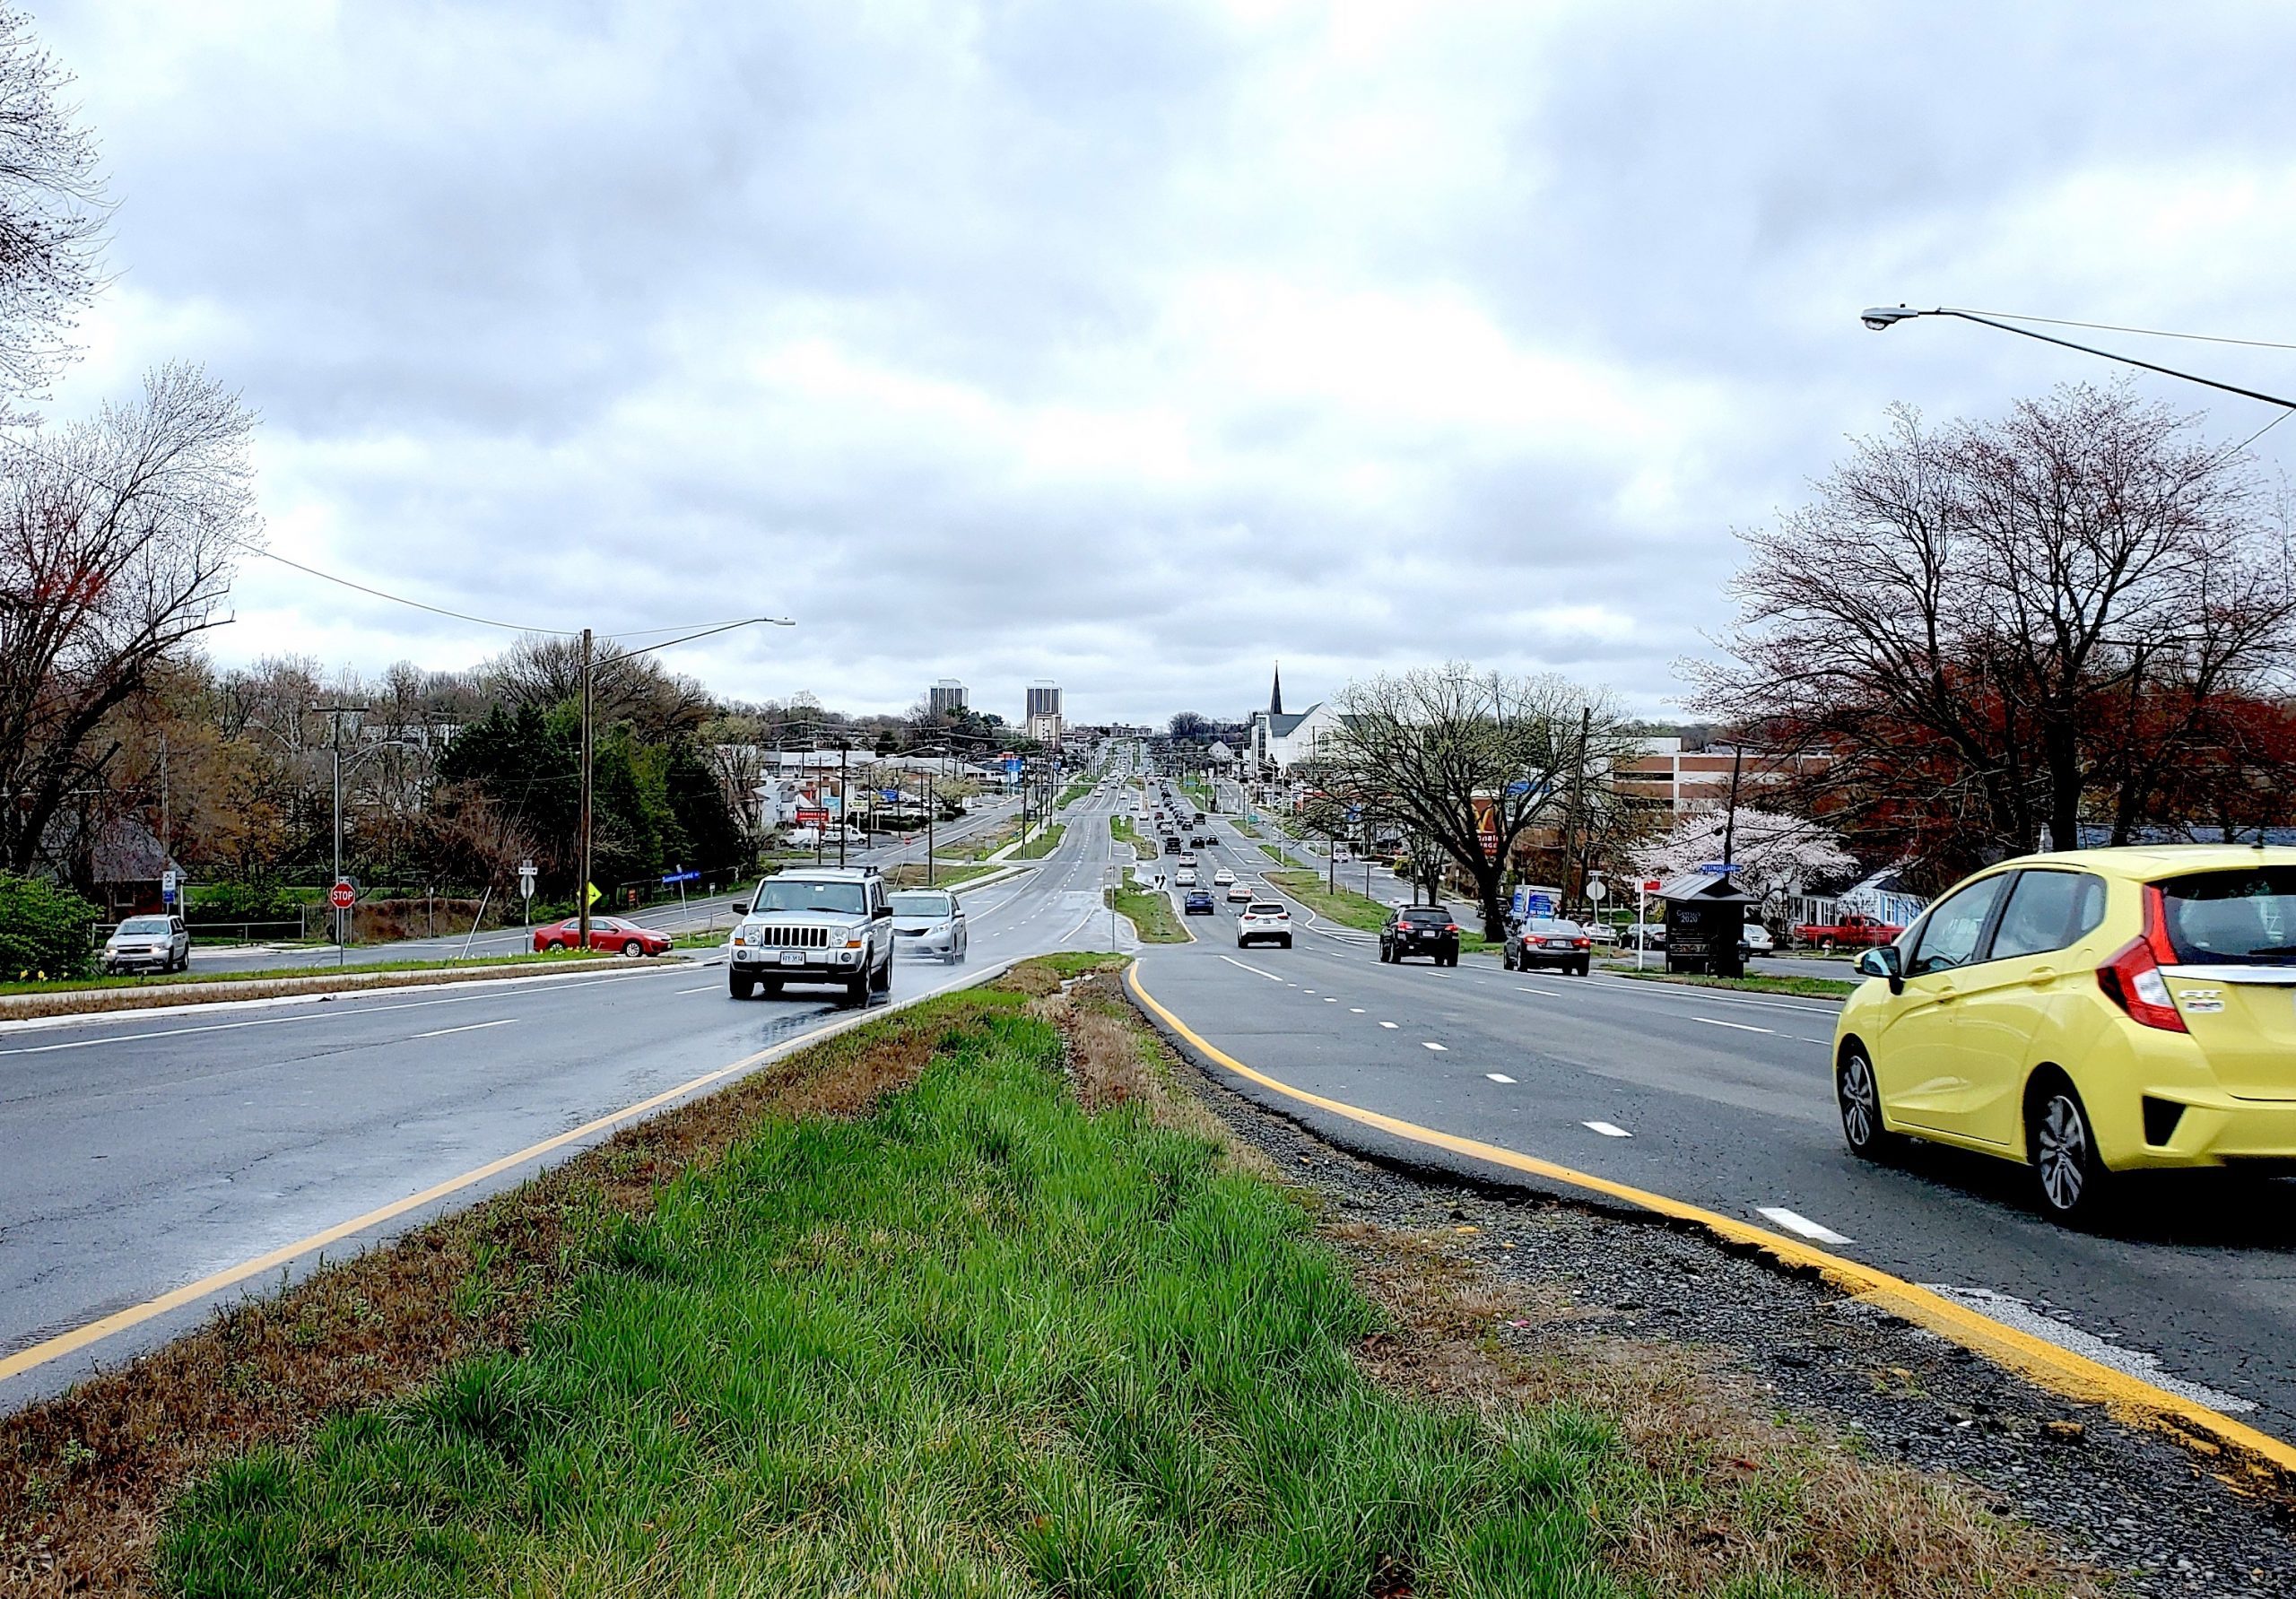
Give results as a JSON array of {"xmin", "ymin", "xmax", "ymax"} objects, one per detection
[
  {"xmin": 1694, "ymin": 384, "xmax": 2296, "ymax": 871},
  {"xmin": 1319, "ymin": 664, "xmax": 1636, "ymax": 939},
  {"xmin": 480, "ymin": 634, "xmax": 712, "ymax": 741},
  {"xmin": 0, "ymin": 363, "xmax": 258, "ymax": 873},
  {"xmin": 0, "ymin": 4, "xmax": 103, "ymax": 405}
]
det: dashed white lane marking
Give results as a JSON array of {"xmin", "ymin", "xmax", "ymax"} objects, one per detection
[
  {"xmin": 1422, "ymin": 1041, "xmax": 1448, "ymax": 1052},
  {"xmin": 1694, "ymin": 1016, "xmax": 1775, "ymax": 1035},
  {"xmin": 1219, "ymin": 956, "xmax": 1285, "ymax": 982},
  {"xmin": 1485, "ymin": 1072, "xmax": 1516, "ymax": 1083},
  {"xmin": 1349, "ymin": 1007, "xmax": 1365, "ymax": 1013},
  {"xmin": 1322, "ymin": 996, "xmax": 1338, "ymax": 1003},
  {"xmin": 1756, "ymin": 1206, "xmax": 1850, "ymax": 1244},
  {"xmin": 675, "ymin": 984, "xmax": 718, "ymax": 995},
  {"xmin": 1583, "ymin": 1120, "xmax": 1631, "ymax": 1137},
  {"xmin": 413, "ymin": 1018, "xmax": 517, "ymax": 1039},
  {"xmin": 1378, "ymin": 1021, "xmax": 1398, "ymax": 1030}
]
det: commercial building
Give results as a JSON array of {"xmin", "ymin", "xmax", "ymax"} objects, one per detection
[
  {"xmin": 1611, "ymin": 736, "xmax": 1826, "ymax": 821},
  {"xmin": 928, "ymin": 679, "xmax": 968, "ymax": 716},
  {"xmin": 1025, "ymin": 680, "xmax": 1063, "ymax": 748}
]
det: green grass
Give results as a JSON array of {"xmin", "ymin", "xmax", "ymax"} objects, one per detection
[
  {"xmin": 161, "ymin": 998, "xmax": 1627, "ymax": 1594},
  {"xmin": 1109, "ymin": 866, "xmax": 1189, "ymax": 944},
  {"xmin": 1057, "ymin": 779, "xmax": 1092, "ymax": 808},
  {"xmin": 1257, "ymin": 841, "xmax": 1312, "ymax": 871},
  {"xmin": 1110, "ymin": 814, "xmax": 1160, "ymax": 860},
  {"xmin": 1229, "ymin": 818, "xmax": 1261, "ymax": 839},
  {"xmin": 1017, "ymin": 821, "xmax": 1066, "ymax": 860},
  {"xmin": 1601, "ymin": 966, "xmax": 1857, "ymax": 1000},
  {"xmin": 0, "ymin": 947, "xmax": 616, "ymax": 997},
  {"xmin": 1265, "ymin": 872, "xmax": 1497, "ymax": 953}
]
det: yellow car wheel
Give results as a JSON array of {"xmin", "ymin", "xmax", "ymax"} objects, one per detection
[
  {"xmin": 1836, "ymin": 1045, "xmax": 1900, "ymax": 1162},
  {"xmin": 2027, "ymin": 1075, "xmax": 2113, "ymax": 1226}
]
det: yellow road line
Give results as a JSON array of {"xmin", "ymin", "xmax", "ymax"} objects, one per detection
[
  {"xmin": 1126, "ymin": 961, "xmax": 2296, "ymax": 1482},
  {"xmin": 0, "ymin": 969, "xmax": 1004, "ymax": 1386}
]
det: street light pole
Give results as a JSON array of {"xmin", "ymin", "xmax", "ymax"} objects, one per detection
[{"xmin": 1858, "ymin": 306, "xmax": 2296, "ymax": 412}]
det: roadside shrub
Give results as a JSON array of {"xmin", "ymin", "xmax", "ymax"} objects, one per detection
[
  {"xmin": 189, "ymin": 879, "xmax": 307, "ymax": 923},
  {"xmin": 0, "ymin": 873, "xmax": 100, "ymax": 978}
]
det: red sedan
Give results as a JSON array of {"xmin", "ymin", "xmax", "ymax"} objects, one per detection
[{"xmin": 532, "ymin": 916, "xmax": 673, "ymax": 957}]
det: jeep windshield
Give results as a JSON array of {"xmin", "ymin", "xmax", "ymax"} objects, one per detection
[{"xmin": 752, "ymin": 881, "xmax": 867, "ymax": 915}]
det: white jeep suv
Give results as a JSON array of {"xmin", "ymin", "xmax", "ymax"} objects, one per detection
[{"xmin": 728, "ymin": 866, "xmax": 895, "ymax": 1005}]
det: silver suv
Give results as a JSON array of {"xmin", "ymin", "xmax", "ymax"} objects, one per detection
[{"xmin": 727, "ymin": 866, "xmax": 894, "ymax": 1004}]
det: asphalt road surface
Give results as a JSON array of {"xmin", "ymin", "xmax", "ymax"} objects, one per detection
[
  {"xmin": 1129, "ymin": 879, "xmax": 2296, "ymax": 1446},
  {"xmin": 0, "ymin": 786, "xmax": 1127, "ymax": 1409}
]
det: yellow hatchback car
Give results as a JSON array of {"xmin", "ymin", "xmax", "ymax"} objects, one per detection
[{"xmin": 1833, "ymin": 846, "xmax": 2296, "ymax": 1223}]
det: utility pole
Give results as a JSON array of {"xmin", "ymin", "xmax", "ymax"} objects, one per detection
[
  {"xmin": 1561, "ymin": 704, "xmax": 1590, "ymax": 912},
  {"xmin": 926, "ymin": 770, "xmax": 936, "ymax": 887},
  {"xmin": 1720, "ymin": 743, "xmax": 1745, "ymax": 877},
  {"xmin": 838, "ymin": 743, "xmax": 850, "ymax": 868},
  {"xmin": 578, "ymin": 628, "xmax": 595, "ymax": 949}
]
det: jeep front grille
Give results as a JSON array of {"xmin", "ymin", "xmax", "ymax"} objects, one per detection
[{"xmin": 752, "ymin": 926, "xmax": 835, "ymax": 949}]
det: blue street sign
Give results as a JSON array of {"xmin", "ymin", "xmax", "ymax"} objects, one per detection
[
  {"xmin": 1507, "ymin": 779, "xmax": 1532, "ymax": 795},
  {"xmin": 1346, "ymin": 805, "xmax": 1361, "ymax": 821},
  {"xmin": 881, "ymin": 787, "xmax": 901, "ymax": 802},
  {"xmin": 1698, "ymin": 861, "xmax": 1739, "ymax": 875},
  {"xmin": 661, "ymin": 869, "xmax": 700, "ymax": 884},
  {"xmin": 1511, "ymin": 887, "xmax": 1555, "ymax": 918}
]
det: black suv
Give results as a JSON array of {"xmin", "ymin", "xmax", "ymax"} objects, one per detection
[
  {"xmin": 1503, "ymin": 917, "xmax": 1592, "ymax": 976},
  {"xmin": 1379, "ymin": 905, "xmax": 1460, "ymax": 966}
]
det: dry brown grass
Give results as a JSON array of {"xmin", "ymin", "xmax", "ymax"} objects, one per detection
[
  {"xmin": 0, "ymin": 985, "xmax": 1007, "ymax": 1595},
  {"xmin": 1044, "ymin": 969, "xmax": 1279, "ymax": 1180},
  {"xmin": 1333, "ymin": 1221, "xmax": 2097, "ymax": 1597}
]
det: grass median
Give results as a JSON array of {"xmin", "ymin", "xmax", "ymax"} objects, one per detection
[
  {"xmin": 1017, "ymin": 821, "xmax": 1065, "ymax": 859},
  {"xmin": 1265, "ymin": 871, "xmax": 1497, "ymax": 953},
  {"xmin": 1110, "ymin": 813, "xmax": 1158, "ymax": 859},
  {"xmin": 155, "ymin": 965, "xmax": 1628, "ymax": 1596},
  {"xmin": 1602, "ymin": 965, "xmax": 1858, "ymax": 999},
  {"xmin": 1108, "ymin": 865, "xmax": 1187, "ymax": 943},
  {"xmin": 1257, "ymin": 840, "xmax": 1311, "ymax": 870}
]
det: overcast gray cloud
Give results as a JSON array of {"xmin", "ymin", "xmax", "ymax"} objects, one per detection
[{"xmin": 37, "ymin": 0, "xmax": 2296, "ymax": 725}]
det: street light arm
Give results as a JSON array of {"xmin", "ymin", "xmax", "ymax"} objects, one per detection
[{"xmin": 1864, "ymin": 306, "xmax": 2296, "ymax": 413}]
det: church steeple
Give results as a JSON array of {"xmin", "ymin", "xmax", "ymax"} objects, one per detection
[{"xmin": 1270, "ymin": 662, "xmax": 1284, "ymax": 717}]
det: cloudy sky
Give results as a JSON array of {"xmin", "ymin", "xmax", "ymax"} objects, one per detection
[{"xmin": 38, "ymin": 1, "xmax": 2296, "ymax": 726}]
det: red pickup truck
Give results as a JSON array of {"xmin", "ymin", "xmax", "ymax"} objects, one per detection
[{"xmin": 1792, "ymin": 912, "xmax": 1902, "ymax": 950}]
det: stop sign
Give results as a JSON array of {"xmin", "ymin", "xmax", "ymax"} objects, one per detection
[{"xmin": 329, "ymin": 879, "xmax": 356, "ymax": 910}]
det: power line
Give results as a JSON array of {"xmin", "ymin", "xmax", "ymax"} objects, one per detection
[
  {"xmin": 243, "ymin": 543, "xmax": 581, "ymax": 635},
  {"xmin": 1956, "ymin": 307, "xmax": 2296, "ymax": 353}
]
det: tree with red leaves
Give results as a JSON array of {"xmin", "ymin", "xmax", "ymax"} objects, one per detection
[{"xmin": 1693, "ymin": 383, "xmax": 2296, "ymax": 884}]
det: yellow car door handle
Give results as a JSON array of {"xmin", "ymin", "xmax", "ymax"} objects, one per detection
[{"xmin": 2028, "ymin": 966, "xmax": 2057, "ymax": 983}]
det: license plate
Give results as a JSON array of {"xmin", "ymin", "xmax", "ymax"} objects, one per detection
[{"xmin": 779, "ymin": 950, "xmax": 805, "ymax": 966}]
